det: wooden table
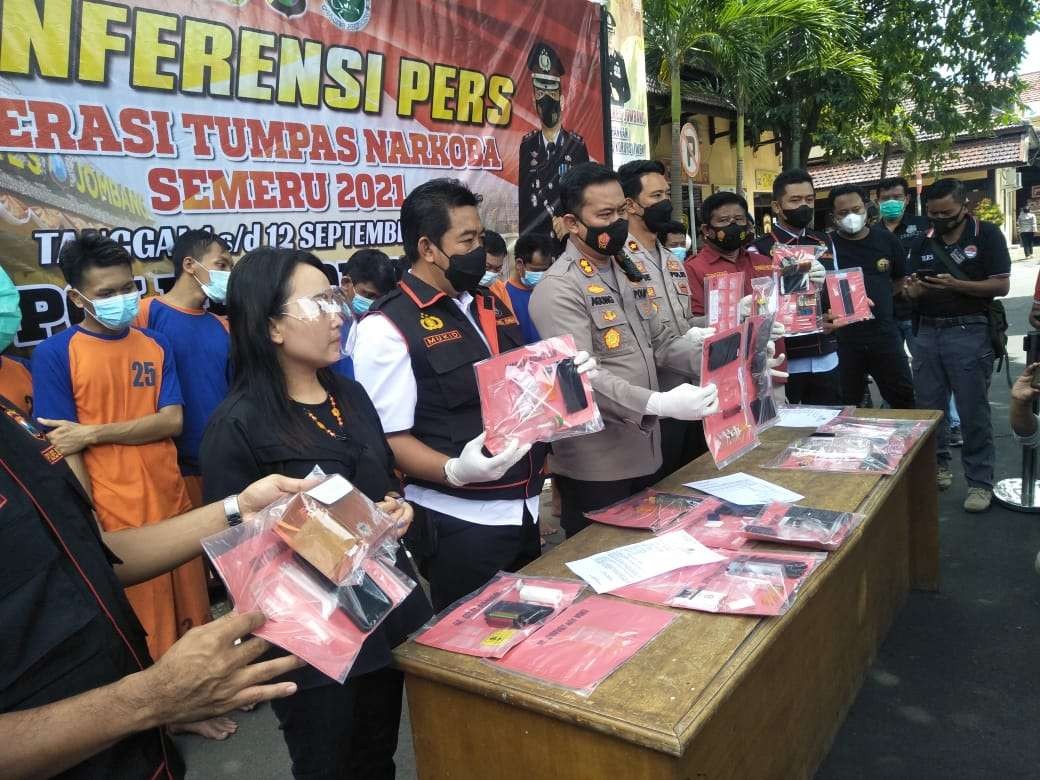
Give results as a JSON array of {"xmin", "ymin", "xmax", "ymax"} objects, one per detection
[{"xmin": 395, "ymin": 410, "xmax": 941, "ymax": 779}]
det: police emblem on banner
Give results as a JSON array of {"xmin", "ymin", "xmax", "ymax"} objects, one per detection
[
  {"xmin": 323, "ymin": 0, "xmax": 372, "ymax": 30},
  {"xmin": 269, "ymin": 0, "xmax": 306, "ymax": 17},
  {"xmin": 420, "ymin": 314, "xmax": 444, "ymax": 331}
]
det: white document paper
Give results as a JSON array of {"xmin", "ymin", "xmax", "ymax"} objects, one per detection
[
  {"xmin": 684, "ymin": 472, "xmax": 804, "ymax": 505},
  {"xmin": 565, "ymin": 530, "xmax": 724, "ymax": 594},
  {"xmin": 306, "ymin": 474, "xmax": 354, "ymax": 504},
  {"xmin": 775, "ymin": 405, "xmax": 845, "ymax": 428}
]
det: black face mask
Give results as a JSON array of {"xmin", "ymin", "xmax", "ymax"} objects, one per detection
[
  {"xmin": 782, "ymin": 205, "xmax": 814, "ymax": 230},
  {"xmin": 930, "ymin": 211, "xmax": 964, "ymax": 237},
  {"xmin": 439, "ymin": 245, "xmax": 487, "ymax": 294},
  {"xmin": 536, "ymin": 95, "xmax": 561, "ymax": 127},
  {"xmin": 707, "ymin": 223, "xmax": 750, "ymax": 252},
  {"xmin": 581, "ymin": 218, "xmax": 629, "ymax": 257},
  {"xmin": 639, "ymin": 199, "xmax": 673, "ymax": 233}
]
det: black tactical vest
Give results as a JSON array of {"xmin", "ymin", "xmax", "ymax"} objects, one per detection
[
  {"xmin": 371, "ymin": 277, "xmax": 547, "ymax": 500},
  {"xmin": 0, "ymin": 395, "xmax": 183, "ymax": 779}
]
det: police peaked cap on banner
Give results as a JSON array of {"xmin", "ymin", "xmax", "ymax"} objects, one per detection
[{"xmin": 527, "ymin": 42, "xmax": 565, "ymax": 91}]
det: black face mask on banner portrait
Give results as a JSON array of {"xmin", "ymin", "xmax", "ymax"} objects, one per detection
[
  {"xmin": 707, "ymin": 223, "xmax": 750, "ymax": 253},
  {"xmin": 640, "ymin": 200, "xmax": 673, "ymax": 233},
  {"xmin": 781, "ymin": 205, "xmax": 814, "ymax": 230},
  {"xmin": 581, "ymin": 218, "xmax": 629, "ymax": 257},
  {"xmin": 536, "ymin": 95, "xmax": 562, "ymax": 127},
  {"xmin": 439, "ymin": 245, "xmax": 487, "ymax": 294}
]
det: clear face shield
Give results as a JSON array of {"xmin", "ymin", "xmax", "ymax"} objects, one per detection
[{"xmin": 281, "ymin": 286, "xmax": 356, "ymax": 357}]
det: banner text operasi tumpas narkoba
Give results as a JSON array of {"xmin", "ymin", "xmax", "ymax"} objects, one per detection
[{"xmin": 0, "ymin": 0, "xmax": 603, "ymax": 346}]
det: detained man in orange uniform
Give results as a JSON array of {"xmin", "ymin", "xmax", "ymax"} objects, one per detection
[{"xmin": 32, "ymin": 233, "xmax": 232, "ymax": 740}]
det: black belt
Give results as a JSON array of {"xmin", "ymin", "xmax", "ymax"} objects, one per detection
[{"xmin": 918, "ymin": 314, "xmax": 988, "ymax": 328}]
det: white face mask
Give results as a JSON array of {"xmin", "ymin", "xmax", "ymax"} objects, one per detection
[{"xmin": 838, "ymin": 213, "xmax": 866, "ymax": 234}]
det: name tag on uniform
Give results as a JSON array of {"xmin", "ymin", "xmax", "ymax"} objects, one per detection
[{"xmin": 423, "ymin": 330, "xmax": 463, "ymax": 348}]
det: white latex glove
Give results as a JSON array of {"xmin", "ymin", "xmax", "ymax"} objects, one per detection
[
  {"xmin": 739, "ymin": 294, "xmax": 753, "ymax": 321},
  {"xmin": 645, "ymin": 383, "xmax": 719, "ymax": 421},
  {"xmin": 770, "ymin": 320, "xmax": 785, "ymax": 339},
  {"xmin": 572, "ymin": 350, "xmax": 599, "ymax": 380},
  {"xmin": 683, "ymin": 326, "xmax": 716, "ymax": 347},
  {"xmin": 444, "ymin": 433, "xmax": 532, "ymax": 487},
  {"xmin": 808, "ymin": 259, "xmax": 827, "ymax": 285},
  {"xmin": 766, "ymin": 341, "xmax": 788, "ymax": 379}
]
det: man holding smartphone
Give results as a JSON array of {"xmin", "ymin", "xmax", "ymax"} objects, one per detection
[{"xmin": 905, "ymin": 178, "xmax": 1010, "ymax": 512}]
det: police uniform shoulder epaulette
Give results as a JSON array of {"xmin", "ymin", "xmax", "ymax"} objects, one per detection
[
  {"xmin": 521, "ymin": 129, "xmax": 539, "ymax": 142},
  {"xmin": 567, "ymin": 130, "xmax": 585, "ymax": 143}
]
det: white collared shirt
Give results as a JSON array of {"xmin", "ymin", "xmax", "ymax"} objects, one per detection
[{"xmin": 353, "ymin": 289, "xmax": 539, "ymax": 527}]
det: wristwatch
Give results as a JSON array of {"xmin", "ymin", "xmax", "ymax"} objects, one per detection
[{"xmin": 223, "ymin": 494, "xmax": 243, "ymax": 527}]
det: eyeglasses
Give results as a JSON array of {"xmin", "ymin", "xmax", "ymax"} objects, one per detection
[
  {"xmin": 710, "ymin": 216, "xmax": 749, "ymax": 228},
  {"xmin": 281, "ymin": 287, "xmax": 353, "ymax": 322}
]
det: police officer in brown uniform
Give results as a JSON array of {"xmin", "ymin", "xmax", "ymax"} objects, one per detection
[
  {"xmin": 529, "ymin": 163, "xmax": 719, "ymax": 537},
  {"xmin": 618, "ymin": 159, "xmax": 711, "ymax": 475},
  {"xmin": 518, "ymin": 41, "xmax": 590, "ymax": 241}
]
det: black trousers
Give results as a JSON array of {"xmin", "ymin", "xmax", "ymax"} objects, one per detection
[
  {"xmin": 655, "ymin": 418, "xmax": 708, "ymax": 480},
  {"xmin": 555, "ymin": 472, "xmax": 657, "ymax": 538},
  {"xmin": 838, "ymin": 340, "xmax": 915, "ymax": 409},
  {"xmin": 270, "ymin": 666, "xmax": 404, "ymax": 780},
  {"xmin": 422, "ymin": 505, "xmax": 540, "ymax": 611},
  {"xmin": 784, "ymin": 365, "xmax": 842, "ymax": 405}
]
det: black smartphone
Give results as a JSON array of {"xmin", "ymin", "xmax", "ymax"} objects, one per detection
[
  {"xmin": 838, "ymin": 278, "xmax": 855, "ymax": 315},
  {"xmin": 556, "ymin": 358, "xmax": 590, "ymax": 413},
  {"xmin": 914, "ymin": 268, "xmax": 940, "ymax": 281},
  {"xmin": 708, "ymin": 332, "xmax": 742, "ymax": 370}
]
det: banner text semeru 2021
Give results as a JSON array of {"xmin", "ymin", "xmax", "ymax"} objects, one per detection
[{"xmin": 0, "ymin": 0, "xmax": 604, "ymax": 347}]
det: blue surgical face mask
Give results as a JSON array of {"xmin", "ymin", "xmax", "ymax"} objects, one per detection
[
  {"xmin": 195, "ymin": 266, "xmax": 230, "ymax": 303},
  {"xmin": 670, "ymin": 247, "xmax": 688, "ymax": 261},
  {"xmin": 0, "ymin": 269, "xmax": 21, "ymax": 351},
  {"xmin": 479, "ymin": 271, "xmax": 500, "ymax": 288},
  {"xmin": 80, "ymin": 290, "xmax": 140, "ymax": 330},
  {"xmin": 351, "ymin": 293, "xmax": 373, "ymax": 316},
  {"xmin": 522, "ymin": 270, "xmax": 545, "ymax": 287}
]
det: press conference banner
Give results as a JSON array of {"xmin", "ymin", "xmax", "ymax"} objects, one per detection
[
  {"xmin": 606, "ymin": 0, "xmax": 649, "ymax": 167},
  {"xmin": 0, "ymin": 0, "xmax": 604, "ymax": 347}
]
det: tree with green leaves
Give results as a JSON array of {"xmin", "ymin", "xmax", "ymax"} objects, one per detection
[
  {"xmin": 758, "ymin": 0, "xmax": 1039, "ymax": 174},
  {"xmin": 645, "ymin": 0, "xmax": 874, "ymax": 203}
]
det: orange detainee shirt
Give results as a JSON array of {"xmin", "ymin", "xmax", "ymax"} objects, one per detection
[
  {"xmin": 31, "ymin": 325, "xmax": 190, "ymax": 531},
  {"xmin": 0, "ymin": 355, "xmax": 32, "ymax": 415}
]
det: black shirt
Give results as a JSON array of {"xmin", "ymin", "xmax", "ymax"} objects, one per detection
[
  {"xmin": 907, "ymin": 216, "xmax": 1012, "ymax": 317},
  {"xmin": 200, "ymin": 375, "xmax": 432, "ymax": 690},
  {"xmin": 829, "ymin": 225, "xmax": 907, "ymax": 344},
  {"xmin": 0, "ymin": 395, "xmax": 182, "ymax": 778},
  {"xmin": 884, "ymin": 216, "xmax": 928, "ymax": 321}
]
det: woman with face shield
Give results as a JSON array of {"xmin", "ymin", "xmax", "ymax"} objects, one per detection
[{"xmin": 200, "ymin": 247, "xmax": 432, "ymax": 778}]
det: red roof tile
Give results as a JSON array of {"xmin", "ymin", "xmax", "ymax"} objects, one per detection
[{"xmin": 808, "ymin": 134, "xmax": 1029, "ymax": 190}]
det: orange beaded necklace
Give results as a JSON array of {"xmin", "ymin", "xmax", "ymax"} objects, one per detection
[{"xmin": 302, "ymin": 394, "xmax": 345, "ymax": 439}]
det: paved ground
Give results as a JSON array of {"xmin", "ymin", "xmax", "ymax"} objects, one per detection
[{"xmin": 178, "ymin": 257, "xmax": 1040, "ymax": 779}]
